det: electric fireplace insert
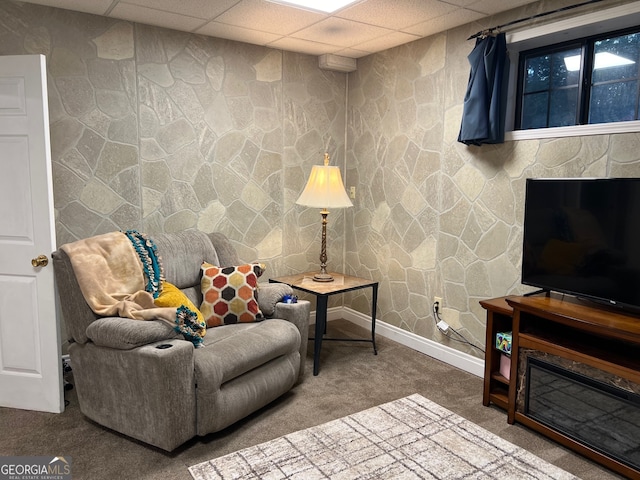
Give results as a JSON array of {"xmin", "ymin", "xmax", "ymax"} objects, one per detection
[{"xmin": 525, "ymin": 356, "xmax": 640, "ymax": 471}]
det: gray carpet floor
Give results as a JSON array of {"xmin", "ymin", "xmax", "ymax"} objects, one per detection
[{"xmin": 0, "ymin": 320, "xmax": 625, "ymax": 480}]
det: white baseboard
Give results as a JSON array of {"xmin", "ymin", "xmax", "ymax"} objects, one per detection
[{"xmin": 311, "ymin": 307, "xmax": 484, "ymax": 378}]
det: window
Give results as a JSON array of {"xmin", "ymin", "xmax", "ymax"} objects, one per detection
[{"xmin": 515, "ymin": 27, "xmax": 640, "ymax": 130}]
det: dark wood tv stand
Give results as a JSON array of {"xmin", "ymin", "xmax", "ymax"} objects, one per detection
[{"xmin": 481, "ymin": 293, "xmax": 640, "ymax": 479}]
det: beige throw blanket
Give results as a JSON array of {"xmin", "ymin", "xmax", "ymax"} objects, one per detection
[{"xmin": 60, "ymin": 231, "xmax": 205, "ymax": 346}]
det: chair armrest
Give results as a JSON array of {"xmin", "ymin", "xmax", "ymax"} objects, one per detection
[
  {"xmin": 69, "ymin": 338, "xmax": 196, "ymax": 451},
  {"xmin": 273, "ymin": 300, "xmax": 310, "ymax": 381},
  {"xmin": 52, "ymin": 248, "xmax": 100, "ymax": 344},
  {"xmin": 257, "ymin": 282, "xmax": 310, "ymax": 380},
  {"xmin": 86, "ymin": 317, "xmax": 180, "ymax": 350},
  {"xmin": 258, "ymin": 282, "xmax": 294, "ymax": 316}
]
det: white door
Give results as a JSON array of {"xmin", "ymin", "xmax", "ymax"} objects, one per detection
[{"xmin": 0, "ymin": 55, "xmax": 62, "ymax": 413}]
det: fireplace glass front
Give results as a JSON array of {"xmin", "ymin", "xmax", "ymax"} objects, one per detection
[{"xmin": 525, "ymin": 357, "xmax": 640, "ymax": 471}]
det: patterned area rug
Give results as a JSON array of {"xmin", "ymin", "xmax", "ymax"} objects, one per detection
[{"xmin": 189, "ymin": 393, "xmax": 578, "ymax": 479}]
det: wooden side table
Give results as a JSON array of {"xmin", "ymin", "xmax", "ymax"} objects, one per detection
[{"xmin": 270, "ymin": 272, "xmax": 378, "ymax": 376}]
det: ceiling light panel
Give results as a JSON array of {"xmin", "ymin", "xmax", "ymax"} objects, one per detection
[{"xmin": 267, "ymin": 0, "xmax": 359, "ymax": 14}]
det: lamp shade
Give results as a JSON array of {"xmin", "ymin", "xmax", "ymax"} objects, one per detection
[{"xmin": 296, "ymin": 165, "xmax": 353, "ymax": 209}]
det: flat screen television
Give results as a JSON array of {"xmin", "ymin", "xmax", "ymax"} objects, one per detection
[{"xmin": 522, "ymin": 178, "xmax": 640, "ymax": 313}]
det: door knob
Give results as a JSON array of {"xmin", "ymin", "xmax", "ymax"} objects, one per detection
[{"xmin": 31, "ymin": 255, "xmax": 49, "ymax": 267}]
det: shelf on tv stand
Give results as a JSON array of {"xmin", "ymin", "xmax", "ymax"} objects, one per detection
[
  {"xmin": 479, "ymin": 296, "xmax": 514, "ymax": 412},
  {"xmin": 512, "ymin": 293, "xmax": 640, "ymax": 343}
]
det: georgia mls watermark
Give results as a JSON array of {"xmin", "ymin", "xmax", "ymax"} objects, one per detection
[{"xmin": 0, "ymin": 457, "xmax": 72, "ymax": 480}]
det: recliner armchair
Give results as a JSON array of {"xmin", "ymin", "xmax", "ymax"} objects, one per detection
[{"xmin": 52, "ymin": 230, "xmax": 310, "ymax": 451}]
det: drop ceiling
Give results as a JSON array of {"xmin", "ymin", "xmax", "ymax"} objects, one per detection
[{"xmin": 19, "ymin": 0, "xmax": 540, "ymax": 58}]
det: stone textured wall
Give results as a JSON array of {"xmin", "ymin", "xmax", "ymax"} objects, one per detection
[
  {"xmin": 0, "ymin": 0, "xmax": 348, "ymax": 281},
  {"xmin": 345, "ymin": 0, "xmax": 640, "ymax": 358},
  {"xmin": 4, "ymin": 0, "xmax": 640, "ymax": 360}
]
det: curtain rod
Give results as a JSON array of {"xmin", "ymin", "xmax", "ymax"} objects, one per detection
[{"xmin": 466, "ymin": 0, "xmax": 606, "ymax": 40}]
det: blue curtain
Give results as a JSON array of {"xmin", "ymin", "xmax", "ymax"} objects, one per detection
[{"xmin": 458, "ymin": 33, "xmax": 510, "ymax": 146}]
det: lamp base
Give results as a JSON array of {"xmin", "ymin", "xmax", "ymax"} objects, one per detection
[{"xmin": 312, "ymin": 272, "xmax": 334, "ymax": 282}]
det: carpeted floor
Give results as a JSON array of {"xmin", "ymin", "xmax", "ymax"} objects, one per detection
[
  {"xmin": 0, "ymin": 319, "xmax": 626, "ymax": 480},
  {"xmin": 189, "ymin": 393, "xmax": 579, "ymax": 479}
]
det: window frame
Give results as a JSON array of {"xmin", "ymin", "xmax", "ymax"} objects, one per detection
[
  {"xmin": 503, "ymin": 2, "xmax": 640, "ymax": 141},
  {"xmin": 515, "ymin": 25, "xmax": 640, "ymax": 131},
  {"xmin": 515, "ymin": 41, "xmax": 586, "ymax": 129}
]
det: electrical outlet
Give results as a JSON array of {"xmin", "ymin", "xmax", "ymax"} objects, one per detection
[
  {"xmin": 349, "ymin": 186, "xmax": 356, "ymax": 199},
  {"xmin": 433, "ymin": 296, "xmax": 443, "ymax": 310}
]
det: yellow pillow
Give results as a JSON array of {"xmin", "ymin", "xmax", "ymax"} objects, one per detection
[{"xmin": 155, "ymin": 281, "xmax": 205, "ymax": 329}]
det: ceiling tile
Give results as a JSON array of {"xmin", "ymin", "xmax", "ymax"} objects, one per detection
[
  {"xmin": 338, "ymin": 0, "xmax": 457, "ymax": 30},
  {"xmin": 215, "ymin": 0, "xmax": 326, "ymax": 35},
  {"xmin": 333, "ymin": 47, "xmax": 373, "ymax": 58},
  {"xmin": 292, "ymin": 17, "xmax": 393, "ymax": 47},
  {"xmin": 440, "ymin": 0, "xmax": 478, "ymax": 6},
  {"xmin": 353, "ymin": 31, "xmax": 422, "ymax": 52},
  {"xmin": 405, "ymin": 8, "xmax": 485, "ymax": 37},
  {"xmin": 196, "ymin": 22, "xmax": 283, "ymax": 45},
  {"xmin": 123, "ymin": 0, "xmax": 241, "ymax": 19},
  {"xmin": 466, "ymin": 0, "xmax": 539, "ymax": 15},
  {"xmin": 16, "ymin": 0, "xmax": 114, "ymax": 15},
  {"xmin": 267, "ymin": 36, "xmax": 343, "ymax": 55},
  {"xmin": 110, "ymin": 3, "xmax": 206, "ymax": 32}
]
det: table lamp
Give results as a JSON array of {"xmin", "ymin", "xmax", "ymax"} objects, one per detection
[{"xmin": 296, "ymin": 153, "xmax": 353, "ymax": 282}]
